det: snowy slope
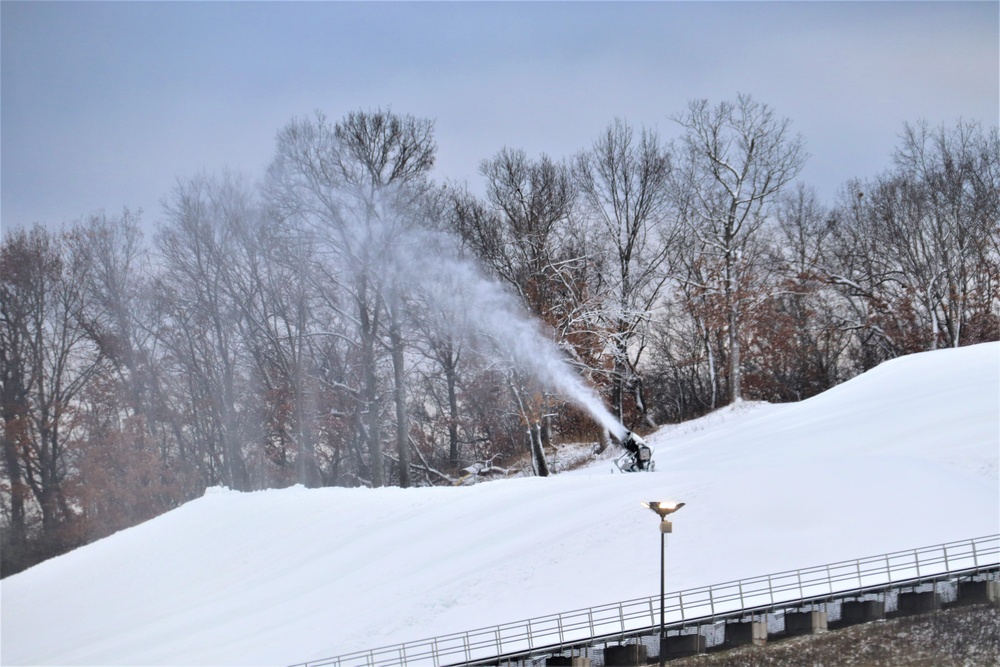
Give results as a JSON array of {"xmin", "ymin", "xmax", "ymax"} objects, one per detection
[{"xmin": 2, "ymin": 343, "xmax": 998, "ymax": 666}]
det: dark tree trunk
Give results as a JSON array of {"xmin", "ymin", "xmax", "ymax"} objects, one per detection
[
  {"xmin": 389, "ymin": 314, "xmax": 410, "ymax": 488},
  {"xmin": 446, "ymin": 354, "xmax": 460, "ymax": 468},
  {"xmin": 530, "ymin": 423, "xmax": 549, "ymax": 477}
]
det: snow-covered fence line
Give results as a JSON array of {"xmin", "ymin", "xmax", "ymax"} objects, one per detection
[{"xmin": 290, "ymin": 534, "xmax": 999, "ymax": 667}]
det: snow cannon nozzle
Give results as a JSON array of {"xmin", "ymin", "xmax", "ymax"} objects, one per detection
[{"xmin": 621, "ymin": 430, "xmax": 647, "ymax": 449}]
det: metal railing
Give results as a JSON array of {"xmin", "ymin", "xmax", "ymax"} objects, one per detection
[{"xmin": 290, "ymin": 534, "xmax": 999, "ymax": 667}]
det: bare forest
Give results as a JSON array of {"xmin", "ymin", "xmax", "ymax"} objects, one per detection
[{"xmin": 2, "ymin": 99, "xmax": 998, "ymax": 576}]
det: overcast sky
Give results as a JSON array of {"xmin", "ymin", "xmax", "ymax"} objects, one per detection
[{"xmin": 2, "ymin": 1, "xmax": 997, "ymax": 232}]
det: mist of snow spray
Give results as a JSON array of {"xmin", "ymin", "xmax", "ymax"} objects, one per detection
[{"xmin": 378, "ymin": 198, "xmax": 628, "ymax": 441}]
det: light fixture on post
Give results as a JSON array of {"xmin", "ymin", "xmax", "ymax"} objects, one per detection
[{"xmin": 643, "ymin": 500, "xmax": 685, "ymax": 667}]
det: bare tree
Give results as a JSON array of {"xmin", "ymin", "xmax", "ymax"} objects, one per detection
[
  {"xmin": 210, "ymin": 188, "xmax": 325, "ymax": 489},
  {"xmin": 0, "ymin": 234, "xmax": 35, "ymax": 565},
  {"xmin": 765, "ymin": 184, "xmax": 851, "ymax": 397},
  {"xmin": 825, "ymin": 125, "xmax": 1000, "ymax": 362},
  {"xmin": 266, "ymin": 109, "xmax": 436, "ymax": 487},
  {"xmin": 412, "ymin": 319, "xmax": 465, "ymax": 468},
  {"xmin": 892, "ymin": 119, "xmax": 999, "ymax": 348},
  {"xmin": 671, "ymin": 94, "xmax": 807, "ymax": 402},
  {"xmin": 76, "ymin": 210, "xmax": 156, "ymax": 418},
  {"xmin": 574, "ymin": 119, "xmax": 674, "ymax": 426},
  {"xmin": 0, "ymin": 226, "xmax": 107, "ymax": 557},
  {"xmin": 156, "ymin": 174, "xmax": 253, "ymax": 491},
  {"xmin": 457, "ymin": 148, "xmax": 577, "ymax": 318},
  {"xmin": 450, "ymin": 149, "xmax": 587, "ymax": 474}
]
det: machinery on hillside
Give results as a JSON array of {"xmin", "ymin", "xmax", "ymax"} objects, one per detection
[{"xmin": 614, "ymin": 430, "xmax": 655, "ymax": 473}]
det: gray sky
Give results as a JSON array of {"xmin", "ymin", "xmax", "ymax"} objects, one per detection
[{"xmin": 2, "ymin": 1, "xmax": 997, "ymax": 232}]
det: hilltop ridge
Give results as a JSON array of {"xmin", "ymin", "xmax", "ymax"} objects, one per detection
[{"xmin": 2, "ymin": 343, "xmax": 997, "ymax": 666}]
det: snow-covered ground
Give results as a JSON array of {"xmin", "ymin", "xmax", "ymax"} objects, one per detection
[{"xmin": 2, "ymin": 344, "xmax": 998, "ymax": 666}]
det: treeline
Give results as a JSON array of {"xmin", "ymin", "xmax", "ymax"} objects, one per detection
[{"xmin": 2, "ymin": 97, "xmax": 997, "ymax": 576}]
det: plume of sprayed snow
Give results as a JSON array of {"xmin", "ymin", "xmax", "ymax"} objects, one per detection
[
  {"xmin": 377, "ymin": 194, "xmax": 627, "ymax": 441},
  {"xmin": 266, "ymin": 119, "xmax": 626, "ymax": 440}
]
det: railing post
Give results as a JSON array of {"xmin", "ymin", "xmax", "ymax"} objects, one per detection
[
  {"xmin": 679, "ymin": 591, "xmax": 685, "ymax": 621},
  {"xmin": 826, "ymin": 564, "xmax": 834, "ymax": 595},
  {"xmin": 558, "ymin": 614, "xmax": 565, "ymax": 646},
  {"xmin": 432, "ymin": 638, "xmax": 440, "ymax": 667},
  {"xmin": 464, "ymin": 632, "xmax": 471, "ymax": 662},
  {"xmin": 972, "ymin": 539, "xmax": 979, "ymax": 571},
  {"xmin": 527, "ymin": 619, "xmax": 534, "ymax": 650},
  {"xmin": 738, "ymin": 580, "xmax": 745, "ymax": 610},
  {"xmin": 885, "ymin": 554, "xmax": 892, "ymax": 584},
  {"xmin": 768, "ymin": 575, "xmax": 775, "ymax": 606},
  {"xmin": 943, "ymin": 544, "xmax": 950, "ymax": 573},
  {"xmin": 709, "ymin": 585, "xmax": 716, "ymax": 618},
  {"xmin": 915, "ymin": 549, "xmax": 921, "ymax": 579},
  {"xmin": 857, "ymin": 560, "xmax": 863, "ymax": 590}
]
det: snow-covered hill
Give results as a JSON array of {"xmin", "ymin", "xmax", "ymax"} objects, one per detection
[{"xmin": 2, "ymin": 344, "xmax": 998, "ymax": 666}]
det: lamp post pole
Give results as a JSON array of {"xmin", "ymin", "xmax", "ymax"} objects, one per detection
[
  {"xmin": 660, "ymin": 525, "xmax": 665, "ymax": 667},
  {"xmin": 643, "ymin": 501, "xmax": 684, "ymax": 667}
]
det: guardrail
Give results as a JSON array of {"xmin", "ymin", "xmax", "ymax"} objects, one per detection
[{"xmin": 290, "ymin": 534, "xmax": 1000, "ymax": 667}]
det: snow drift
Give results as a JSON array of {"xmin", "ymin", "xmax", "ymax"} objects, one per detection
[{"xmin": 2, "ymin": 343, "xmax": 998, "ymax": 666}]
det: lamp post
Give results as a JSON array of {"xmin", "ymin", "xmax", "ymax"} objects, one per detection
[{"xmin": 643, "ymin": 500, "xmax": 685, "ymax": 667}]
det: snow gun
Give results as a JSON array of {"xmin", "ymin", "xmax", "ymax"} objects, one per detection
[{"xmin": 614, "ymin": 430, "xmax": 655, "ymax": 473}]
